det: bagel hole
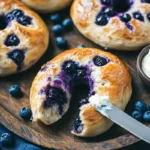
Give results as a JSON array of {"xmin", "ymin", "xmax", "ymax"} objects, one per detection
[
  {"xmin": 0, "ymin": 15, "xmax": 7, "ymax": 30},
  {"xmin": 112, "ymin": 0, "xmax": 133, "ymax": 13}
]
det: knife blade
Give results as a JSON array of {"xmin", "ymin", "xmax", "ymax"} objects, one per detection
[{"xmin": 89, "ymin": 95, "xmax": 150, "ymax": 144}]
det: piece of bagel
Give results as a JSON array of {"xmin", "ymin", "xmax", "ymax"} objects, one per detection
[{"xmin": 30, "ymin": 48, "xmax": 132, "ymax": 137}]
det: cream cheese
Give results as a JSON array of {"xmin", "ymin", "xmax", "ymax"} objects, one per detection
[{"xmin": 142, "ymin": 50, "xmax": 150, "ymax": 78}]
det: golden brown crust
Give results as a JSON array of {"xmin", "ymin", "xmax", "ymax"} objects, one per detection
[
  {"xmin": 21, "ymin": 0, "xmax": 73, "ymax": 13},
  {"xmin": 71, "ymin": 0, "xmax": 150, "ymax": 50},
  {"xmin": 30, "ymin": 48, "xmax": 132, "ymax": 137},
  {"xmin": 0, "ymin": 0, "xmax": 49, "ymax": 76}
]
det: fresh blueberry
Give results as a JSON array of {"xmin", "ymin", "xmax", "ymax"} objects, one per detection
[
  {"xmin": 7, "ymin": 49, "xmax": 25, "ymax": 70},
  {"xmin": 50, "ymin": 13, "xmax": 61, "ymax": 23},
  {"xmin": 120, "ymin": 13, "xmax": 131, "ymax": 22},
  {"xmin": 134, "ymin": 100, "xmax": 147, "ymax": 112},
  {"xmin": 55, "ymin": 37, "xmax": 68, "ymax": 49},
  {"xmin": 133, "ymin": 12, "xmax": 144, "ymax": 22},
  {"xmin": 132, "ymin": 111, "xmax": 143, "ymax": 121},
  {"xmin": 19, "ymin": 107, "xmax": 32, "ymax": 120},
  {"xmin": 5, "ymin": 34, "xmax": 20, "ymax": 46},
  {"xmin": 62, "ymin": 19, "xmax": 73, "ymax": 29},
  {"xmin": 9, "ymin": 85, "xmax": 22, "ymax": 97},
  {"xmin": 93, "ymin": 56, "xmax": 109, "ymax": 66},
  {"xmin": 77, "ymin": 44, "xmax": 86, "ymax": 48},
  {"xmin": 104, "ymin": 7, "xmax": 116, "ymax": 17},
  {"xmin": 143, "ymin": 111, "xmax": 150, "ymax": 122},
  {"xmin": 79, "ymin": 98, "xmax": 89, "ymax": 106},
  {"xmin": 0, "ymin": 133, "xmax": 13, "ymax": 147},
  {"xmin": 0, "ymin": 15, "xmax": 7, "ymax": 30},
  {"xmin": 101, "ymin": 0, "xmax": 111, "ymax": 5},
  {"xmin": 17, "ymin": 15, "xmax": 32, "ymax": 26},
  {"xmin": 148, "ymin": 104, "xmax": 150, "ymax": 110},
  {"xmin": 43, "ymin": 86, "xmax": 67, "ymax": 115},
  {"xmin": 5, "ymin": 9, "xmax": 24, "ymax": 23},
  {"xmin": 73, "ymin": 116, "xmax": 83, "ymax": 133},
  {"xmin": 52, "ymin": 24, "xmax": 63, "ymax": 35},
  {"xmin": 147, "ymin": 13, "xmax": 150, "ymax": 21},
  {"xmin": 96, "ymin": 14, "xmax": 109, "ymax": 26}
]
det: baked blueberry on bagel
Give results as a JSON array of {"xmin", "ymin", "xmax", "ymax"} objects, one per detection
[
  {"xmin": 30, "ymin": 48, "xmax": 132, "ymax": 137},
  {"xmin": 71, "ymin": 0, "xmax": 150, "ymax": 50},
  {"xmin": 21, "ymin": 0, "xmax": 73, "ymax": 13},
  {"xmin": 0, "ymin": 0, "xmax": 49, "ymax": 76}
]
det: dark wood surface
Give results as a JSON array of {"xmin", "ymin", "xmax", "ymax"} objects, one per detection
[{"xmin": 0, "ymin": 10, "xmax": 150, "ymax": 150}]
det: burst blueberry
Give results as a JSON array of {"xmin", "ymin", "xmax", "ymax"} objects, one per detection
[
  {"xmin": 62, "ymin": 19, "xmax": 73, "ymax": 29},
  {"xmin": 132, "ymin": 110, "xmax": 143, "ymax": 121},
  {"xmin": 133, "ymin": 12, "xmax": 144, "ymax": 22},
  {"xmin": 5, "ymin": 9, "xmax": 24, "ymax": 23},
  {"xmin": 120, "ymin": 13, "xmax": 131, "ymax": 22},
  {"xmin": 143, "ymin": 111, "xmax": 150, "ymax": 122},
  {"xmin": 52, "ymin": 24, "xmax": 63, "ymax": 35},
  {"xmin": 17, "ymin": 15, "xmax": 32, "ymax": 26},
  {"xmin": 101, "ymin": 0, "xmax": 111, "ymax": 5},
  {"xmin": 73, "ymin": 116, "xmax": 83, "ymax": 133},
  {"xmin": 7, "ymin": 49, "xmax": 25, "ymax": 70},
  {"xmin": 96, "ymin": 14, "xmax": 109, "ymax": 26},
  {"xmin": 55, "ymin": 37, "xmax": 68, "ymax": 49},
  {"xmin": 43, "ymin": 86, "xmax": 67, "ymax": 115},
  {"xmin": 0, "ymin": 133, "xmax": 13, "ymax": 147},
  {"xmin": 50, "ymin": 13, "xmax": 61, "ymax": 23},
  {"xmin": 5, "ymin": 34, "xmax": 20, "ymax": 46},
  {"xmin": 93, "ymin": 56, "xmax": 109, "ymax": 66},
  {"xmin": 19, "ymin": 107, "xmax": 32, "ymax": 120},
  {"xmin": 9, "ymin": 85, "xmax": 22, "ymax": 98},
  {"xmin": 134, "ymin": 100, "xmax": 147, "ymax": 112}
]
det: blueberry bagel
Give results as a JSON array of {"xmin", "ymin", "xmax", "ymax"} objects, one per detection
[
  {"xmin": 71, "ymin": 0, "xmax": 150, "ymax": 50},
  {"xmin": 21, "ymin": 0, "xmax": 73, "ymax": 13},
  {"xmin": 30, "ymin": 48, "xmax": 132, "ymax": 137},
  {"xmin": 0, "ymin": 0, "xmax": 49, "ymax": 76}
]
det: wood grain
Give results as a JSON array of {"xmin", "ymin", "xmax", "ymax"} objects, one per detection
[{"xmin": 0, "ymin": 10, "xmax": 150, "ymax": 150}]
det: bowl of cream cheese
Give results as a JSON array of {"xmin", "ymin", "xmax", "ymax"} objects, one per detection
[{"xmin": 137, "ymin": 45, "xmax": 150, "ymax": 86}]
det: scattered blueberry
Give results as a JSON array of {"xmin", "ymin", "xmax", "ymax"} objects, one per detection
[
  {"xmin": 143, "ymin": 111, "xmax": 150, "ymax": 122},
  {"xmin": 132, "ymin": 110, "xmax": 143, "ymax": 121},
  {"xmin": 104, "ymin": 7, "xmax": 116, "ymax": 17},
  {"xmin": 5, "ymin": 9, "xmax": 24, "ymax": 23},
  {"xmin": 147, "ymin": 13, "xmax": 150, "ymax": 21},
  {"xmin": 77, "ymin": 44, "xmax": 86, "ymax": 48},
  {"xmin": 0, "ymin": 15, "xmax": 7, "ymax": 30},
  {"xmin": 62, "ymin": 19, "xmax": 73, "ymax": 29},
  {"xmin": 52, "ymin": 24, "xmax": 63, "ymax": 36},
  {"xmin": 19, "ymin": 107, "xmax": 32, "ymax": 120},
  {"xmin": 50, "ymin": 13, "xmax": 61, "ymax": 23},
  {"xmin": 5, "ymin": 34, "xmax": 20, "ymax": 46},
  {"xmin": 9, "ymin": 85, "xmax": 22, "ymax": 97},
  {"xmin": 120, "ymin": 13, "xmax": 131, "ymax": 22},
  {"xmin": 133, "ymin": 12, "xmax": 144, "ymax": 22},
  {"xmin": 73, "ymin": 116, "xmax": 83, "ymax": 133},
  {"xmin": 0, "ymin": 133, "xmax": 13, "ymax": 147},
  {"xmin": 93, "ymin": 56, "xmax": 109, "ymax": 66},
  {"xmin": 96, "ymin": 14, "xmax": 109, "ymax": 26},
  {"xmin": 55, "ymin": 37, "xmax": 68, "ymax": 49},
  {"xmin": 17, "ymin": 15, "xmax": 32, "ymax": 26},
  {"xmin": 101, "ymin": 0, "xmax": 111, "ymax": 5},
  {"xmin": 134, "ymin": 100, "xmax": 147, "ymax": 112},
  {"xmin": 43, "ymin": 86, "xmax": 67, "ymax": 115}
]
